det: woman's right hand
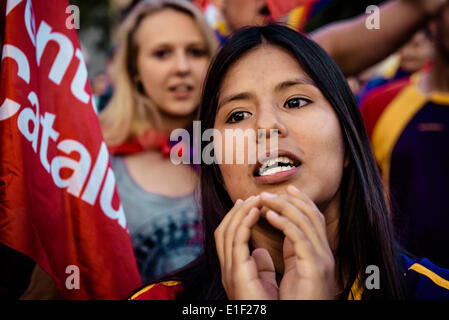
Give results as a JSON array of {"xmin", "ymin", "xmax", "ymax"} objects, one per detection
[{"xmin": 214, "ymin": 196, "xmax": 279, "ymax": 300}]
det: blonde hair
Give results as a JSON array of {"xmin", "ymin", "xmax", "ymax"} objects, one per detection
[{"xmin": 100, "ymin": 0, "xmax": 218, "ymax": 146}]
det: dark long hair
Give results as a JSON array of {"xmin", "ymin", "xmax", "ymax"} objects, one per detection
[{"xmin": 171, "ymin": 25, "xmax": 405, "ymax": 300}]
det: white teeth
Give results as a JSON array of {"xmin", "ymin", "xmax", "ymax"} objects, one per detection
[
  {"xmin": 258, "ymin": 156, "xmax": 298, "ymax": 176},
  {"xmin": 172, "ymin": 85, "xmax": 191, "ymax": 92},
  {"xmin": 259, "ymin": 165, "xmax": 295, "ymax": 176},
  {"xmin": 260, "ymin": 156, "xmax": 294, "ymax": 171}
]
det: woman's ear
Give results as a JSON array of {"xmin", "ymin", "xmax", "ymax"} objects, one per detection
[
  {"xmin": 134, "ymin": 74, "xmax": 146, "ymax": 95},
  {"xmin": 134, "ymin": 73, "xmax": 141, "ymax": 84}
]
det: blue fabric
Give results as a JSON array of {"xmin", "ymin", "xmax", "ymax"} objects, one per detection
[
  {"xmin": 358, "ymin": 68, "xmax": 410, "ymax": 103},
  {"xmin": 390, "ymin": 102, "xmax": 449, "ymax": 268},
  {"xmin": 399, "ymin": 254, "xmax": 449, "ymax": 299}
]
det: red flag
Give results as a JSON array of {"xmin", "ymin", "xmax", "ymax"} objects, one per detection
[
  {"xmin": 267, "ymin": 0, "xmax": 317, "ymax": 20},
  {"xmin": 0, "ymin": 0, "xmax": 141, "ymax": 299},
  {"xmin": 193, "ymin": 0, "xmax": 208, "ymax": 10}
]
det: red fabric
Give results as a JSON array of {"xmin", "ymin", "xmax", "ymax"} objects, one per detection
[
  {"xmin": 193, "ymin": 0, "xmax": 208, "ymax": 10},
  {"xmin": 130, "ymin": 282, "xmax": 183, "ymax": 300},
  {"xmin": 0, "ymin": 0, "xmax": 141, "ymax": 299},
  {"xmin": 360, "ymin": 78, "xmax": 411, "ymax": 140},
  {"xmin": 109, "ymin": 129, "xmax": 168, "ymax": 156},
  {"xmin": 108, "ymin": 140, "xmax": 144, "ymax": 155},
  {"xmin": 109, "ymin": 129, "xmax": 185, "ymax": 158},
  {"xmin": 267, "ymin": 0, "xmax": 315, "ymax": 19}
]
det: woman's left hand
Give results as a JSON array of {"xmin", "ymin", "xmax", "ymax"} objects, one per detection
[{"xmin": 260, "ymin": 185, "xmax": 335, "ymax": 300}]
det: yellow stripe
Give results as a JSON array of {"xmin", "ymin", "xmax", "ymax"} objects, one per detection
[
  {"xmin": 216, "ymin": 22, "xmax": 227, "ymax": 35},
  {"xmin": 129, "ymin": 284, "xmax": 156, "ymax": 300},
  {"xmin": 348, "ymin": 276, "xmax": 363, "ymax": 300},
  {"xmin": 371, "ymin": 77, "xmax": 427, "ymax": 189},
  {"xmin": 378, "ymin": 55, "xmax": 400, "ymax": 79},
  {"xmin": 409, "ymin": 264, "xmax": 449, "ymax": 290},
  {"xmin": 129, "ymin": 280, "xmax": 181, "ymax": 300},
  {"xmin": 430, "ymin": 92, "xmax": 449, "ymax": 105},
  {"xmin": 287, "ymin": 6, "xmax": 305, "ymax": 30}
]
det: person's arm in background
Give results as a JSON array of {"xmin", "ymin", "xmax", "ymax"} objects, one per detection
[{"xmin": 311, "ymin": 0, "xmax": 447, "ymax": 76}]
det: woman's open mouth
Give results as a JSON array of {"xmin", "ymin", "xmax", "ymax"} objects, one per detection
[
  {"xmin": 253, "ymin": 152, "xmax": 301, "ymax": 184},
  {"xmin": 169, "ymin": 84, "xmax": 194, "ymax": 99}
]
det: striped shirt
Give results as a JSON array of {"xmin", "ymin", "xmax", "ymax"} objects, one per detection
[{"xmin": 361, "ymin": 72, "xmax": 449, "ymax": 268}]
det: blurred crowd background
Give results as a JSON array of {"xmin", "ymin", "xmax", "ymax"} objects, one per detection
[{"xmin": 73, "ymin": 0, "xmax": 386, "ymax": 102}]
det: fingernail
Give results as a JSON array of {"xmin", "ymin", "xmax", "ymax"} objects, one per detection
[
  {"xmin": 249, "ymin": 207, "xmax": 259, "ymax": 214},
  {"xmin": 266, "ymin": 210, "xmax": 279, "ymax": 218},
  {"xmin": 248, "ymin": 195, "xmax": 262, "ymax": 201},
  {"xmin": 235, "ymin": 199, "xmax": 243, "ymax": 205},
  {"xmin": 288, "ymin": 185, "xmax": 299, "ymax": 192},
  {"xmin": 261, "ymin": 192, "xmax": 276, "ymax": 198}
]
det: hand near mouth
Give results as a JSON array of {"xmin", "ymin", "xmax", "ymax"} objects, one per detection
[
  {"xmin": 215, "ymin": 186, "xmax": 335, "ymax": 300},
  {"xmin": 215, "ymin": 195, "xmax": 279, "ymax": 300},
  {"xmin": 261, "ymin": 186, "xmax": 335, "ymax": 300}
]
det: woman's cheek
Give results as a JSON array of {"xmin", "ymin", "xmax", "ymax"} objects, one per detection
[{"xmin": 220, "ymin": 164, "xmax": 248, "ymax": 202}]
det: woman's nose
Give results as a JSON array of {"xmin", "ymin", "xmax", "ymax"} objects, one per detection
[
  {"xmin": 255, "ymin": 104, "xmax": 288, "ymax": 143},
  {"xmin": 174, "ymin": 51, "xmax": 190, "ymax": 76}
]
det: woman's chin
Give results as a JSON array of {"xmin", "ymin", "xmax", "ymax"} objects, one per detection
[{"xmin": 252, "ymin": 217, "xmax": 284, "ymax": 245}]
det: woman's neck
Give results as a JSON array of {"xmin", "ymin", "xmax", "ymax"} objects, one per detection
[
  {"xmin": 158, "ymin": 111, "xmax": 196, "ymax": 134},
  {"xmin": 429, "ymin": 51, "xmax": 449, "ymax": 93}
]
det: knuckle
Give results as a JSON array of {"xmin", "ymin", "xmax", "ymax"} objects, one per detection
[
  {"xmin": 279, "ymin": 194, "xmax": 289, "ymax": 201},
  {"xmin": 214, "ymin": 227, "xmax": 222, "ymax": 240},
  {"xmin": 232, "ymin": 236, "xmax": 239, "ymax": 249},
  {"xmin": 234, "ymin": 265, "xmax": 247, "ymax": 281},
  {"xmin": 315, "ymin": 209, "xmax": 325, "ymax": 222},
  {"xmin": 288, "ymin": 223, "xmax": 302, "ymax": 237},
  {"xmin": 318, "ymin": 256, "xmax": 335, "ymax": 277},
  {"xmin": 327, "ymin": 254, "xmax": 335, "ymax": 268}
]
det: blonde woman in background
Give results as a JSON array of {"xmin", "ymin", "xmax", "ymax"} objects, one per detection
[{"xmin": 100, "ymin": 0, "xmax": 217, "ymax": 284}]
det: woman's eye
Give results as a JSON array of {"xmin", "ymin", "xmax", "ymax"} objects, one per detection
[
  {"xmin": 284, "ymin": 97, "xmax": 311, "ymax": 109},
  {"xmin": 153, "ymin": 50, "xmax": 169, "ymax": 59},
  {"xmin": 189, "ymin": 48, "xmax": 207, "ymax": 57},
  {"xmin": 226, "ymin": 111, "xmax": 251, "ymax": 123}
]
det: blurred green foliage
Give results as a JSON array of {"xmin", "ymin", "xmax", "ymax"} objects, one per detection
[{"xmin": 69, "ymin": 0, "xmax": 114, "ymax": 51}]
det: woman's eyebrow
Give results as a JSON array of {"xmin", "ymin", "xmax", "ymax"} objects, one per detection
[
  {"xmin": 275, "ymin": 77, "xmax": 317, "ymax": 92},
  {"xmin": 187, "ymin": 41, "xmax": 207, "ymax": 47},
  {"xmin": 217, "ymin": 92, "xmax": 253, "ymax": 110},
  {"xmin": 149, "ymin": 42, "xmax": 172, "ymax": 49}
]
